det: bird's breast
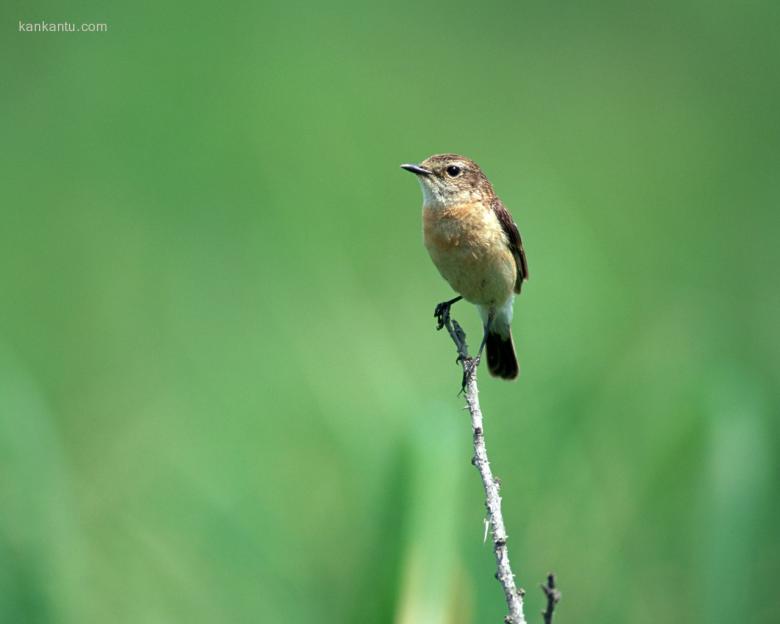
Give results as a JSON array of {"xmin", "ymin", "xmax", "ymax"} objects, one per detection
[{"xmin": 422, "ymin": 202, "xmax": 515, "ymax": 306}]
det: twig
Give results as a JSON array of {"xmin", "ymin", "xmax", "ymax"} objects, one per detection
[
  {"xmin": 541, "ymin": 573, "xmax": 561, "ymax": 624},
  {"xmin": 437, "ymin": 309, "xmax": 527, "ymax": 624}
]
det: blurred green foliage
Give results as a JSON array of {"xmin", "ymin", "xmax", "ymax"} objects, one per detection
[{"xmin": 1, "ymin": 0, "xmax": 779, "ymax": 622}]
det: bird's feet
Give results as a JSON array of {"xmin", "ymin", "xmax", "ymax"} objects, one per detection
[
  {"xmin": 434, "ymin": 301, "xmax": 452, "ymax": 331},
  {"xmin": 434, "ymin": 296, "xmax": 463, "ymax": 331}
]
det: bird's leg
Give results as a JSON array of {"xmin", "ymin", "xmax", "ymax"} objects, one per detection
[
  {"xmin": 476, "ymin": 314, "xmax": 494, "ymax": 361},
  {"xmin": 463, "ymin": 314, "xmax": 494, "ymax": 381},
  {"xmin": 434, "ymin": 296, "xmax": 463, "ymax": 330}
]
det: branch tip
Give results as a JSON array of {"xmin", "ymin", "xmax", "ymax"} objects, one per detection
[{"xmin": 541, "ymin": 573, "xmax": 561, "ymax": 624}]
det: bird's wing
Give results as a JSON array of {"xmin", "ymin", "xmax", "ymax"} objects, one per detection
[{"xmin": 491, "ymin": 197, "xmax": 529, "ymax": 293}]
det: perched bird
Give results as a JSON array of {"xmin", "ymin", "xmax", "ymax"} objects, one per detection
[{"xmin": 402, "ymin": 154, "xmax": 528, "ymax": 379}]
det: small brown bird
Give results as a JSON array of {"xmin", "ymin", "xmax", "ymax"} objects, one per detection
[{"xmin": 402, "ymin": 154, "xmax": 528, "ymax": 379}]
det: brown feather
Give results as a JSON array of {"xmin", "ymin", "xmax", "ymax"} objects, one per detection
[{"xmin": 490, "ymin": 197, "xmax": 529, "ymax": 293}]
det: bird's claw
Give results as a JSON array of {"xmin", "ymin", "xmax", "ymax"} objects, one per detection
[{"xmin": 434, "ymin": 301, "xmax": 450, "ymax": 331}]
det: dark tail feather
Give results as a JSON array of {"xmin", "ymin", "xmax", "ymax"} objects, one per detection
[{"xmin": 485, "ymin": 330, "xmax": 519, "ymax": 380}]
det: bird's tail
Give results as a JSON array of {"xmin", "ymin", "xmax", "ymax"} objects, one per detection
[{"xmin": 486, "ymin": 329, "xmax": 519, "ymax": 380}]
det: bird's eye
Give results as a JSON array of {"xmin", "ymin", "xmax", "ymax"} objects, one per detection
[{"xmin": 446, "ymin": 165, "xmax": 462, "ymax": 177}]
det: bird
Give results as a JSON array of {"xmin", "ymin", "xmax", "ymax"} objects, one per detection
[{"xmin": 401, "ymin": 154, "xmax": 528, "ymax": 379}]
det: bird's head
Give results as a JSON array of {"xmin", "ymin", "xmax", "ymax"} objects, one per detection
[{"xmin": 401, "ymin": 153, "xmax": 494, "ymax": 209}]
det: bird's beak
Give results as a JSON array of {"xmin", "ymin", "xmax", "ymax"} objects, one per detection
[{"xmin": 401, "ymin": 163, "xmax": 432, "ymax": 176}]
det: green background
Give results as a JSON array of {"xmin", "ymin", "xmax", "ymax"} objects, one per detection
[{"xmin": 2, "ymin": 1, "xmax": 778, "ymax": 622}]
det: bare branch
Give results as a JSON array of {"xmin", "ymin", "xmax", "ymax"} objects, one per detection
[
  {"xmin": 437, "ymin": 310, "xmax": 527, "ymax": 624},
  {"xmin": 541, "ymin": 573, "xmax": 561, "ymax": 624}
]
